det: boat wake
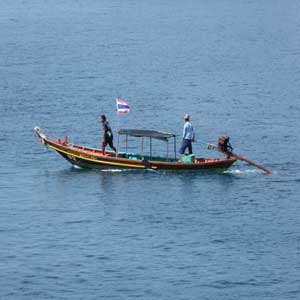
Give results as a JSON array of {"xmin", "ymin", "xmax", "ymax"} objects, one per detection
[
  {"xmin": 100, "ymin": 168, "xmax": 156, "ymax": 173},
  {"xmin": 223, "ymin": 169, "xmax": 263, "ymax": 175},
  {"xmin": 101, "ymin": 169, "xmax": 124, "ymax": 172},
  {"xmin": 73, "ymin": 165, "xmax": 83, "ymax": 170}
]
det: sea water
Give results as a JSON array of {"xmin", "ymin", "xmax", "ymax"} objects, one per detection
[{"xmin": 1, "ymin": 1, "xmax": 300, "ymax": 299}]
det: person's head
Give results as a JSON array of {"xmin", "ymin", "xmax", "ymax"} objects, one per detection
[
  {"xmin": 100, "ymin": 115, "xmax": 106, "ymax": 123},
  {"xmin": 184, "ymin": 114, "xmax": 190, "ymax": 121}
]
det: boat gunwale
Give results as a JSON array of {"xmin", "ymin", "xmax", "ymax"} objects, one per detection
[{"xmin": 46, "ymin": 138, "xmax": 236, "ymax": 167}]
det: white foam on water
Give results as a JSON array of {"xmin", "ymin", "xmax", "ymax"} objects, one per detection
[
  {"xmin": 101, "ymin": 169, "xmax": 124, "ymax": 172},
  {"xmin": 100, "ymin": 168, "xmax": 156, "ymax": 173},
  {"xmin": 73, "ymin": 165, "xmax": 83, "ymax": 170},
  {"xmin": 223, "ymin": 169, "xmax": 262, "ymax": 175}
]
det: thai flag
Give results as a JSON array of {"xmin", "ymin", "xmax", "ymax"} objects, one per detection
[{"xmin": 116, "ymin": 98, "xmax": 130, "ymax": 114}]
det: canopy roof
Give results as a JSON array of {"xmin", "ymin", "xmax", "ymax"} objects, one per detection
[{"xmin": 118, "ymin": 129, "xmax": 176, "ymax": 141}]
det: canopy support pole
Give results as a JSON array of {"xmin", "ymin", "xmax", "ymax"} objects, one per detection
[
  {"xmin": 166, "ymin": 140, "xmax": 169, "ymax": 160},
  {"xmin": 125, "ymin": 134, "xmax": 128, "ymax": 155},
  {"xmin": 174, "ymin": 136, "xmax": 177, "ymax": 160},
  {"xmin": 150, "ymin": 137, "xmax": 152, "ymax": 159},
  {"xmin": 117, "ymin": 133, "xmax": 120, "ymax": 156},
  {"xmin": 141, "ymin": 137, "xmax": 144, "ymax": 159}
]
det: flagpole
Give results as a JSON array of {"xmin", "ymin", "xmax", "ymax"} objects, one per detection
[
  {"xmin": 115, "ymin": 98, "xmax": 130, "ymax": 154},
  {"xmin": 116, "ymin": 99, "xmax": 120, "ymax": 152}
]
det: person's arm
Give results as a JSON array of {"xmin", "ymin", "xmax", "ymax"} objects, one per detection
[
  {"xmin": 192, "ymin": 125, "xmax": 195, "ymax": 142},
  {"xmin": 183, "ymin": 123, "xmax": 187, "ymax": 139},
  {"xmin": 102, "ymin": 124, "xmax": 108, "ymax": 140}
]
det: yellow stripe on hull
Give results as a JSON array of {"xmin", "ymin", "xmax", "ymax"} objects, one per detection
[{"xmin": 49, "ymin": 144, "xmax": 146, "ymax": 169}]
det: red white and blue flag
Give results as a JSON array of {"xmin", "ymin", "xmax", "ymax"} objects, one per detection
[{"xmin": 116, "ymin": 98, "xmax": 130, "ymax": 114}]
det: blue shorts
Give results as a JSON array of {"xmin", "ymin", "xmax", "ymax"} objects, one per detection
[{"xmin": 179, "ymin": 139, "xmax": 193, "ymax": 155}]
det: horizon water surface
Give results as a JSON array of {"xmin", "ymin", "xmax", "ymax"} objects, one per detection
[{"xmin": 1, "ymin": 1, "xmax": 300, "ymax": 299}]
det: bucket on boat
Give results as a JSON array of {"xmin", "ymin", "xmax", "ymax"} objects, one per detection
[{"xmin": 180, "ymin": 154, "xmax": 195, "ymax": 164}]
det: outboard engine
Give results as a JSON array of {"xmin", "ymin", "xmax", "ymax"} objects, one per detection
[{"xmin": 218, "ymin": 135, "xmax": 233, "ymax": 152}]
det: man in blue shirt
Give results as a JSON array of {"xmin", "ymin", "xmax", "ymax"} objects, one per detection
[{"xmin": 179, "ymin": 114, "xmax": 195, "ymax": 155}]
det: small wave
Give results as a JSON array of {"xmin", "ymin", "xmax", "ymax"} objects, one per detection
[
  {"xmin": 97, "ymin": 256, "xmax": 110, "ymax": 261},
  {"xmin": 209, "ymin": 279, "xmax": 261, "ymax": 288},
  {"xmin": 64, "ymin": 219, "xmax": 92, "ymax": 225},
  {"xmin": 211, "ymin": 239, "xmax": 225, "ymax": 244}
]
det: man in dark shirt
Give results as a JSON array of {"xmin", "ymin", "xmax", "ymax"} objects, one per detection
[{"xmin": 100, "ymin": 115, "xmax": 117, "ymax": 155}]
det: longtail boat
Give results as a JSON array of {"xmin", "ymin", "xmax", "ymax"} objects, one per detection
[{"xmin": 34, "ymin": 127, "xmax": 237, "ymax": 171}]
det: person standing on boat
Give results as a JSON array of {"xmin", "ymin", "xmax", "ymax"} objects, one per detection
[
  {"xmin": 100, "ymin": 115, "xmax": 117, "ymax": 155},
  {"xmin": 179, "ymin": 114, "xmax": 195, "ymax": 155}
]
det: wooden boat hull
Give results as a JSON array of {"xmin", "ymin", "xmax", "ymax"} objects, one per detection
[{"xmin": 35, "ymin": 128, "xmax": 236, "ymax": 171}]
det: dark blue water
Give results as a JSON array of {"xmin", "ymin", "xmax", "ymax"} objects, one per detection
[{"xmin": 1, "ymin": 1, "xmax": 300, "ymax": 299}]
